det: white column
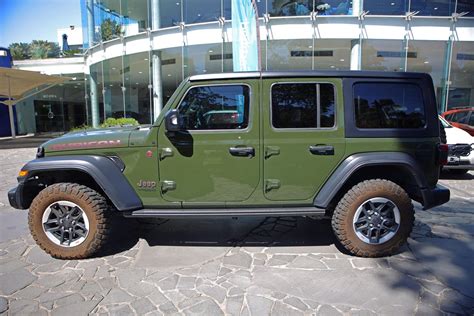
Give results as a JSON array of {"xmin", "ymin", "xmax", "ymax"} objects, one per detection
[
  {"xmin": 7, "ymin": 77, "xmax": 16, "ymax": 138},
  {"xmin": 86, "ymin": 0, "xmax": 100, "ymax": 127},
  {"xmin": 350, "ymin": 39, "xmax": 361, "ymax": 71},
  {"xmin": 352, "ymin": 0, "xmax": 361, "ymax": 16},
  {"xmin": 151, "ymin": 0, "xmax": 163, "ymax": 121}
]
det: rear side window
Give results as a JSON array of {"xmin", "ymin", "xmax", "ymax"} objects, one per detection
[
  {"xmin": 271, "ymin": 83, "xmax": 335, "ymax": 128},
  {"xmin": 451, "ymin": 111, "xmax": 469, "ymax": 124},
  {"xmin": 178, "ymin": 85, "xmax": 250, "ymax": 130},
  {"xmin": 354, "ymin": 83, "xmax": 426, "ymax": 129}
]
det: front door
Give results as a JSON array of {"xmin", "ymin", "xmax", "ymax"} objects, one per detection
[
  {"xmin": 262, "ymin": 78, "xmax": 346, "ymax": 201},
  {"xmin": 157, "ymin": 81, "xmax": 260, "ymax": 205}
]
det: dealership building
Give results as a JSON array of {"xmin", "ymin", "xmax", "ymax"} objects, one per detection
[{"xmin": 10, "ymin": 0, "xmax": 474, "ymax": 134}]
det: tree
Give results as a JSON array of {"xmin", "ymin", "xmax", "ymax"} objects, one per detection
[
  {"xmin": 101, "ymin": 18, "xmax": 122, "ymax": 42},
  {"xmin": 8, "ymin": 42, "xmax": 30, "ymax": 60},
  {"xmin": 29, "ymin": 40, "xmax": 60, "ymax": 59}
]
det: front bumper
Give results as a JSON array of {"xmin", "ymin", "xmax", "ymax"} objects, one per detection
[
  {"xmin": 420, "ymin": 184, "xmax": 450, "ymax": 210},
  {"xmin": 8, "ymin": 183, "xmax": 27, "ymax": 210}
]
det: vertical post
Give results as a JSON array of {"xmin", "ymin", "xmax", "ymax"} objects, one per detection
[
  {"xmin": 151, "ymin": 0, "xmax": 163, "ymax": 121},
  {"xmin": 350, "ymin": 39, "xmax": 361, "ymax": 70},
  {"xmin": 440, "ymin": 36, "xmax": 454, "ymax": 113},
  {"xmin": 352, "ymin": 0, "xmax": 361, "ymax": 16},
  {"xmin": 86, "ymin": 0, "xmax": 95, "ymax": 47},
  {"xmin": 7, "ymin": 77, "xmax": 16, "ymax": 138},
  {"xmin": 89, "ymin": 73, "xmax": 100, "ymax": 127},
  {"xmin": 86, "ymin": 0, "xmax": 99, "ymax": 127}
]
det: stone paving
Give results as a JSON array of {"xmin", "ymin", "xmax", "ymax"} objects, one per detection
[{"xmin": 0, "ymin": 148, "xmax": 473, "ymax": 315}]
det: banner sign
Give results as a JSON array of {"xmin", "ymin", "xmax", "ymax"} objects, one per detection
[{"xmin": 232, "ymin": 0, "xmax": 259, "ymax": 71}]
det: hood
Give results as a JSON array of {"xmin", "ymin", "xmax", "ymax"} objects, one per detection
[
  {"xmin": 445, "ymin": 125, "xmax": 474, "ymax": 145},
  {"xmin": 42, "ymin": 126, "xmax": 141, "ymax": 153}
]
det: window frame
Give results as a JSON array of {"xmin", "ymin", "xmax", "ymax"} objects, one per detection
[
  {"xmin": 269, "ymin": 81, "xmax": 337, "ymax": 131},
  {"xmin": 175, "ymin": 82, "xmax": 253, "ymax": 133}
]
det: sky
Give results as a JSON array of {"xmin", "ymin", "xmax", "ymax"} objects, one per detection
[{"xmin": 0, "ymin": 0, "xmax": 82, "ymax": 47}]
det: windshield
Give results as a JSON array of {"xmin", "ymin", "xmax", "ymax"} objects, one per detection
[{"xmin": 439, "ymin": 116, "xmax": 452, "ymax": 128}]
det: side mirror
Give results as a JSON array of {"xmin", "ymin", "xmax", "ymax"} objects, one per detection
[{"xmin": 165, "ymin": 109, "xmax": 182, "ymax": 132}]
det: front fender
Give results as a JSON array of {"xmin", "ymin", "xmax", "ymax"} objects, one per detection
[{"xmin": 19, "ymin": 155, "xmax": 142, "ymax": 211}]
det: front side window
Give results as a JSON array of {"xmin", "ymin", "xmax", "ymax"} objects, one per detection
[
  {"xmin": 271, "ymin": 83, "xmax": 335, "ymax": 128},
  {"xmin": 354, "ymin": 83, "xmax": 426, "ymax": 129},
  {"xmin": 178, "ymin": 85, "xmax": 250, "ymax": 130}
]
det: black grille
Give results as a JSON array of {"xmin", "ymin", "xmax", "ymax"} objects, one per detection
[{"xmin": 449, "ymin": 144, "xmax": 471, "ymax": 157}]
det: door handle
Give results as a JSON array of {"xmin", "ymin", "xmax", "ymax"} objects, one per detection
[
  {"xmin": 309, "ymin": 145, "xmax": 334, "ymax": 155},
  {"xmin": 229, "ymin": 146, "xmax": 255, "ymax": 158}
]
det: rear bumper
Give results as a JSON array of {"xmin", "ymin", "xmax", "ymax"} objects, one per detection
[
  {"xmin": 420, "ymin": 184, "xmax": 450, "ymax": 210},
  {"xmin": 8, "ymin": 184, "xmax": 27, "ymax": 210}
]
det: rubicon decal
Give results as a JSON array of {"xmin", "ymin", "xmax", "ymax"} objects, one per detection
[{"xmin": 49, "ymin": 140, "xmax": 122, "ymax": 151}]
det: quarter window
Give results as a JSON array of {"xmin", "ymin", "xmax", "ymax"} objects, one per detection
[
  {"xmin": 354, "ymin": 83, "xmax": 426, "ymax": 129},
  {"xmin": 178, "ymin": 85, "xmax": 250, "ymax": 130},
  {"xmin": 271, "ymin": 83, "xmax": 335, "ymax": 128}
]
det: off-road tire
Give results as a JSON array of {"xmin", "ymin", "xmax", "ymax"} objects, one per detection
[
  {"xmin": 29, "ymin": 183, "xmax": 110, "ymax": 259},
  {"xmin": 332, "ymin": 179, "xmax": 414, "ymax": 257}
]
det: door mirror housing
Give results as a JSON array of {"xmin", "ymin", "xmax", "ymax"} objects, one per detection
[{"xmin": 165, "ymin": 109, "xmax": 182, "ymax": 132}]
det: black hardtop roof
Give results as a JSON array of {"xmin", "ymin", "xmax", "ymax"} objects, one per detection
[{"xmin": 189, "ymin": 70, "xmax": 431, "ymax": 82}]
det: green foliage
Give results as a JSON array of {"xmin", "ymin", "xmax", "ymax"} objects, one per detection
[
  {"xmin": 8, "ymin": 42, "xmax": 30, "ymax": 60},
  {"xmin": 100, "ymin": 117, "xmax": 139, "ymax": 128},
  {"xmin": 29, "ymin": 40, "xmax": 60, "ymax": 59},
  {"xmin": 69, "ymin": 124, "xmax": 93, "ymax": 132},
  {"xmin": 70, "ymin": 117, "xmax": 139, "ymax": 132},
  {"xmin": 62, "ymin": 49, "xmax": 82, "ymax": 57},
  {"xmin": 101, "ymin": 18, "xmax": 122, "ymax": 41}
]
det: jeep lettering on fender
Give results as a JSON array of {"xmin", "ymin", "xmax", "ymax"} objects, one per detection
[{"xmin": 8, "ymin": 71, "xmax": 450, "ymax": 259}]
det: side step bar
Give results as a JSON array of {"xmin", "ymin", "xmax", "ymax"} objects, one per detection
[{"xmin": 123, "ymin": 207, "xmax": 326, "ymax": 218}]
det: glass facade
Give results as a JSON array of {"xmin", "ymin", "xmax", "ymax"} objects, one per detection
[
  {"xmin": 15, "ymin": 74, "xmax": 88, "ymax": 133},
  {"xmin": 16, "ymin": 0, "xmax": 472, "ymax": 134}
]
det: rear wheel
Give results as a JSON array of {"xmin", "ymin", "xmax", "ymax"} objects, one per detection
[
  {"xmin": 29, "ymin": 183, "xmax": 111, "ymax": 259},
  {"xmin": 332, "ymin": 179, "xmax": 414, "ymax": 257}
]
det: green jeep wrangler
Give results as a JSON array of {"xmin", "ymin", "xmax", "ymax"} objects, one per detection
[{"xmin": 8, "ymin": 71, "xmax": 450, "ymax": 259}]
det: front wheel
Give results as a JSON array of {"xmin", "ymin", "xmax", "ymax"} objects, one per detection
[
  {"xmin": 332, "ymin": 179, "xmax": 414, "ymax": 257},
  {"xmin": 29, "ymin": 183, "xmax": 111, "ymax": 259}
]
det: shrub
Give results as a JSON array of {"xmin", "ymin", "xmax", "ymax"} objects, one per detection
[
  {"xmin": 100, "ymin": 117, "xmax": 139, "ymax": 128},
  {"xmin": 70, "ymin": 117, "xmax": 139, "ymax": 132}
]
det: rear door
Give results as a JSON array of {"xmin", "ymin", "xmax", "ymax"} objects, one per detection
[{"xmin": 262, "ymin": 78, "xmax": 346, "ymax": 201}]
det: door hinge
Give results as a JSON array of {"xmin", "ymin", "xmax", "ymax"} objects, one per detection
[
  {"xmin": 159, "ymin": 147, "xmax": 173, "ymax": 160},
  {"xmin": 265, "ymin": 179, "xmax": 281, "ymax": 192},
  {"xmin": 265, "ymin": 146, "xmax": 280, "ymax": 159},
  {"xmin": 160, "ymin": 180, "xmax": 176, "ymax": 193}
]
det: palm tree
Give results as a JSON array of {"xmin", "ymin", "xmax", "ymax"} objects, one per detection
[
  {"xmin": 101, "ymin": 18, "xmax": 122, "ymax": 41},
  {"xmin": 29, "ymin": 40, "xmax": 60, "ymax": 59},
  {"xmin": 8, "ymin": 42, "xmax": 30, "ymax": 60}
]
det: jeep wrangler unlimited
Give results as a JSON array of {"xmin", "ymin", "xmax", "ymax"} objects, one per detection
[{"xmin": 8, "ymin": 71, "xmax": 450, "ymax": 259}]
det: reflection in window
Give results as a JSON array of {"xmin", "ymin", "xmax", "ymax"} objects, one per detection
[
  {"xmin": 159, "ymin": 0, "xmax": 182, "ymax": 28},
  {"xmin": 361, "ymin": 39, "xmax": 406, "ymax": 72},
  {"xmin": 272, "ymin": 83, "xmax": 335, "ymax": 128},
  {"xmin": 364, "ymin": 0, "xmax": 409, "ymax": 15},
  {"xmin": 184, "ymin": 0, "xmax": 222, "ymax": 24},
  {"xmin": 354, "ymin": 83, "xmax": 426, "ymax": 129},
  {"xmin": 457, "ymin": 0, "xmax": 474, "ymax": 16},
  {"xmin": 449, "ymin": 42, "xmax": 474, "ymax": 109},
  {"xmin": 268, "ymin": 0, "xmax": 351, "ymax": 16},
  {"xmin": 410, "ymin": 0, "xmax": 455, "ymax": 16},
  {"xmin": 178, "ymin": 85, "xmax": 250, "ymax": 130}
]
